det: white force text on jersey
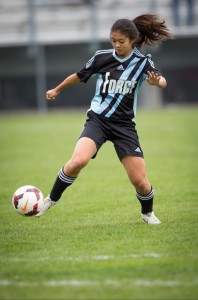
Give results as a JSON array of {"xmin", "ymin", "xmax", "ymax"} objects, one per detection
[{"xmin": 102, "ymin": 72, "xmax": 137, "ymax": 95}]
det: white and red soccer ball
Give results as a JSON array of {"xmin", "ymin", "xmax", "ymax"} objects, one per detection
[{"xmin": 12, "ymin": 185, "xmax": 44, "ymax": 216}]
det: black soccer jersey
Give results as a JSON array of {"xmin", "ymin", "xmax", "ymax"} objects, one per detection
[{"xmin": 77, "ymin": 47, "xmax": 159, "ymax": 120}]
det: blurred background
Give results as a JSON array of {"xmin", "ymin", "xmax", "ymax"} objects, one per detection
[{"xmin": 0, "ymin": 0, "xmax": 197, "ymax": 112}]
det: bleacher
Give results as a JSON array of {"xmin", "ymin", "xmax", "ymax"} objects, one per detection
[{"xmin": 0, "ymin": 0, "xmax": 198, "ymax": 46}]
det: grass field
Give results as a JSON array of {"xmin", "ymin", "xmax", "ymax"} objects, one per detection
[{"xmin": 0, "ymin": 107, "xmax": 198, "ymax": 300}]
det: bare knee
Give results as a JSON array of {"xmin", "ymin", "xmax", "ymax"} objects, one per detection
[
  {"xmin": 64, "ymin": 156, "xmax": 89, "ymax": 177},
  {"xmin": 132, "ymin": 177, "xmax": 151, "ymax": 195}
]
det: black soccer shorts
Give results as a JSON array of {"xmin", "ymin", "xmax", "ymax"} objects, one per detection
[{"xmin": 79, "ymin": 110, "xmax": 144, "ymax": 161}]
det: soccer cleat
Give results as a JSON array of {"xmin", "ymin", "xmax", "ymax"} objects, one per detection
[
  {"xmin": 35, "ymin": 196, "xmax": 57, "ymax": 217},
  {"xmin": 141, "ymin": 212, "xmax": 161, "ymax": 224}
]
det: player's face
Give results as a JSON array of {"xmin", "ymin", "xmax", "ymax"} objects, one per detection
[{"xmin": 111, "ymin": 31, "xmax": 133, "ymax": 58}]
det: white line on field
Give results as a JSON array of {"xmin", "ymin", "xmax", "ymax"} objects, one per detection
[
  {"xmin": 44, "ymin": 280, "xmax": 98, "ymax": 286},
  {"xmin": 0, "ymin": 279, "xmax": 197, "ymax": 287},
  {"xmin": 93, "ymin": 253, "xmax": 162, "ymax": 260},
  {"xmin": 134, "ymin": 279, "xmax": 198, "ymax": 287},
  {"xmin": 3, "ymin": 252, "xmax": 163, "ymax": 263}
]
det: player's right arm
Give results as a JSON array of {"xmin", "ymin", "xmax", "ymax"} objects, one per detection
[{"xmin": 46, "ymin": 73, "xmax": 80, "ymax": 100}]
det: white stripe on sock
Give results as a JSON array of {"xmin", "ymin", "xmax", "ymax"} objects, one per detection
[
  {"xmin": 136, "ymin": 188, "xmax": 154, "ymax": 201},
  {"xmin": 58, "ymin": 169, "xmax": 76, "ymax": 184}
]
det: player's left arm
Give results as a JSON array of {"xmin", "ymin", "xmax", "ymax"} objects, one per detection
[{"xmin": 146, "ymin": 71, "xmax": 167, "ymax": 89}]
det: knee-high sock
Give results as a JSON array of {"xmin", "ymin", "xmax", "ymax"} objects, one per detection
[
  {"xmin": 49, "ymin": 168, "xmax": 76, "ymax": 202},
  {"xmin": 136, "ymin": 187, "xmax": 154, "ymax": 214}
]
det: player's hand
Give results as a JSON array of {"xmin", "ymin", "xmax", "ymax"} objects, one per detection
[
  {"xmin": 146, "ymin": 71, "xmax": 162, "ymax": 86},
  {"xmin": 146, "ymin": 71, "xmax": 167, "ymax": 88},
  {"xmin": 46, "ymin": 89, "xmax": 59, "ymax": 100}
]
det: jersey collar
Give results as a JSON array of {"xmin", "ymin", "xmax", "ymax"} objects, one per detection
[{"xmin": 113, "ymin": 48, "xmax": 135, "ymax": 62}]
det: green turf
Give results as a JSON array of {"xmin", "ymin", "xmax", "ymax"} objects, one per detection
[{"xmin": 0, "ymin": 108, "xmax": 197, "ymax": 300}]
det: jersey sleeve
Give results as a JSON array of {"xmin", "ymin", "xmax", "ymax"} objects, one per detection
[
  {"xmin": 143, "ymin": 54, "xmax": 161, "ymax": 76},
  {"xmin": 76, "ymin": 53, "xmax": 97, "ymax": 83}
]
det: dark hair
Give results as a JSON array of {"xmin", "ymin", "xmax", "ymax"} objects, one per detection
[
  {"xmin": 111, "ymin": 18, "xmax": 139, "ymax": 39},
  {"xmin": 111, "ymin": 14, "xmax": 173, "ymax": 48}
]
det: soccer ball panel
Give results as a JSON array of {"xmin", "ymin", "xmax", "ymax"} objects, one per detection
[{"xmin": 12, "ymin": 185, "xmax": 44, "ymax": 216}]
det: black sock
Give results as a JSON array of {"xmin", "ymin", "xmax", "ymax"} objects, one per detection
[
  {"xmin": 49, "ymin": 168, "xmax": 76, "ymax": 202},
  {"xmin": 136, "ymin": 187, "xmax": 154, "ymax": 214}
]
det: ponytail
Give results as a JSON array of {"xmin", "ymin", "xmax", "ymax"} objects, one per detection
[{"xmin": 132, "ymin": 14, "xmax": 173, "ymax": 48}]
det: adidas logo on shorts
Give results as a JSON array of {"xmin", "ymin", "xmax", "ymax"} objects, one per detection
[{"xmin": 135, "ymin": 147, "xmax": 141, "ymax": 153}]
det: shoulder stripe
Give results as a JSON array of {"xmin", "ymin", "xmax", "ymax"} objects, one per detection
[
  {"xmin": 86, "ymin": 56, "xmax": 95, "ymax": 68},
  {"xmin": 95, "ymin": 49, "xmax": 113, "ymax": 55},
  {"xmin": 134, "ymin": 48, "xmax": 155, "ymax": 68},
  {"xmin": 86, "ymin": 49, "xmax": 113, "ymax": 69},
  {"xmin": 133, "ymin": 48, "xmax": 145, "ymax": 58},
  {"xmin": 148, "ymin": 58, "xmax": 155, "ymax": 68}
]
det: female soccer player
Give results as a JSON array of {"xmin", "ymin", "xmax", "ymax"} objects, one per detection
[{"xmin": 36, "ymin": 14, "xmax": 173, "ymax": 224}]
